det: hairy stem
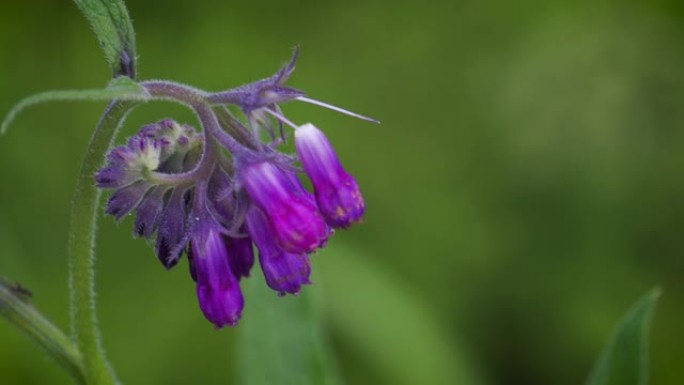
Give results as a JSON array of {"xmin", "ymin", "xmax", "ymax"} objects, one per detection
[
  {"xmin": 69, "ymin": 100, "xmax": 138, "ymax": 385},
  {"xmin": 142, "ymin": 81, "xmax": 224, "ymax": 183},
  {"xmin": 140, "ymin": 80, "xmax": 246, "ymax": 152},
  {"xmin": 0, "ymin": 281, "xmax": 86, "ymax": 384}
]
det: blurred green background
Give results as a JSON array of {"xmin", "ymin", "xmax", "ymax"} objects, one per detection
[{"xmin": 1, "ymin": 0, "xmax": 684, "ymax": 384}]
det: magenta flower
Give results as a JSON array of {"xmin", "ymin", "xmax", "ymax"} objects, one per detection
[
  {"xmin": 295, "ymin": 123, "xmax": 365, "ymax": 228},
  {"xmin": 189, "ymin": 220, "xmax": 244, "ymax": 328},
  {"xmin": 242, "ymin": 161, "xmax": 330, "ymax": 254},
  {"xmin": 246, "ymin": 206, "xmax": 311, "ymax": 296}
]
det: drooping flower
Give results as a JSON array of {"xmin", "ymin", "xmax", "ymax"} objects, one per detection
[
  {"xmin": 295, "ymin": 123, "xmax": 365, "ymax": 228},
  {"xmin": 246, "ymin": 206, "xmax": 311, "ymax": 295},
  {"xmin": 188, "ymin": 215, "xmax": 244, "ymax": 328},
  {"xmin": 96, "ymin": 48, "xmax": 376, "ymax": 328},
  {"xmin": 241, "ymin": 160, "xmax": 330, "ymax": 254}
]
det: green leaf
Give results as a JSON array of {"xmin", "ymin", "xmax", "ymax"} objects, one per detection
[
  {"xmin": 319, "ymin": 245, "xmax": 483, "ymax": 385},
  {"xmin": 238, "ymin": 273, "xmax": 340, "ymax": 385},
  {"xmin": 586, "ymin": 288, "xmax": 661, "ymax": 385},
  {"xmin": 1, "ymin": 77, "xmax": 149, "ymax": 135},
  {"xmin": 73, "ymin": 0, "xmax": 137, "ymax": 77}
]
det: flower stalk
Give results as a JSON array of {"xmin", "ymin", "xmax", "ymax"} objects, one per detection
[{"xmin": 68, "ymin": 100, "xmax": 138, "ymax": 385}]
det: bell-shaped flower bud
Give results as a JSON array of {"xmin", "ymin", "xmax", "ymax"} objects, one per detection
[
  {"xmin": 246, "ymin": 206, "xmax": 311, "ymax": 296},
  {"xmin": 295, "ymin": 123, "xmax": 365, "ymax": 228},
  {"xmin": 242, "ymin": 161, "xmax": 329, "ymax": 254},
  {"xmin": 190, "ymin": 224, "xmax": 244, "ymax": 328}
]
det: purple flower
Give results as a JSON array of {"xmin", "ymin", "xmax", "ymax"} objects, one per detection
[
  {"xmin": 95, "ymin": 136, "xmax": 161, "ymax": 189},
  {"xmin": 242, "ymin": 161, "xmax": 330, "ymax": 254},
  {"xmin": 246, "ymin": 206, "xmax": 311, "ymax": 295},
  {"xmin": 133, "ymin": 185, "xmax": 169, "ymax": 238},
  {"xmin": 154, "ymin": 187, "xmax": 190, "ymax": 268},
  {"xmin": 189, "ymin": 222, "xmax": 244, "ymax": 328},
  {"xmin": 295, "ymin": 123, "xmax": 365, "ymax": 228},
  {"xmin": 95, "ymin": 48, "xmax": 375, "ymax": 329},
  {"xmin": 224, "ymin": 230, "xmax": 254, "ymax": 280},
  {"xmin": 104, "ymin": 180, "xmax": 153, "ymax": 220},
  {"xmin": 136, "ymin": 119, "xmax": 202, "ymax": 173}
]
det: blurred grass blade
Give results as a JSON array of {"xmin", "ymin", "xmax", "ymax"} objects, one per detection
[
  {"xmin": 586, "ymin": 288, "xmax": 661, "ymax": 385},
  {"xmin": 319, "ymin": 246, "xmax": 483, "ymax": 385},
  {"xmin": 239, "ymin": 273, "xmax": 340, "ymax": 385},
  {"xmin": 1, "ymin": 77, "xmax": 149, "ymax": 135},
  {"xmin": 73, "ymin": 0, "xmax": 137, "ymax": 78},
  {"xmin": 0, "ymin": 278, "xmax": 86, "ymax": 384}
]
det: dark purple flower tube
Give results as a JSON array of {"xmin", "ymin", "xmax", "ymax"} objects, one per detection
[
  {"xmin": 134, "ymin": 185, "xmax": 169, "ymax": 239},
  {"xmin": 191, "ymin": 226, "xmax": 244, "ymax": 328},
  {"xmin": 155, "ymin": 187, "xmax": 190, "ymax": 269},
  {"xmin": 224, "ymin": 230, "xmax": 254, "ymax": 280},
  {"xmin": 246, "ymin": 206, "xmax": 311, "ymax": 296},
  {"xmin": 242, "ymin": 161, "xmax": 329, "ymax": 254},
  {"xmin": 295, "ymin": 123, "xmax": 365, "ymax": 228}
]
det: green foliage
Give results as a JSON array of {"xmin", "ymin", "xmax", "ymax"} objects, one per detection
[
  {"xmin": 238, "ymin": 274, "xmax": 340, "ymax": 385},
  {"xmin": 319, "ymin": 246, "xmax": 483, "ymax": 385},
  {"xmin": 1, "ymin": 77, "xmax": 149, "ymax": 135},
  {"xmin": 586, "ymin": 288, "xmax": 661, "ymax": 385},
  {"xmin": 72, "ymin": 0, "xmax": 137, "ymax": 77},
  {"xmin": 2, "ymin": 1, "xmax": 684, "ymax": 384}
]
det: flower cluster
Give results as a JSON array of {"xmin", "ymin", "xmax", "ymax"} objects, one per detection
[{"xmin": 96, "ymin": 49, "xmax": 375, "ymax": 328}]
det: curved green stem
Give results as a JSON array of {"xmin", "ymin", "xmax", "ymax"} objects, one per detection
[
  {"xmin": 0, "ymin": 281, "xmax": 86, "ymax": 384},
  {"xmin": 68, "ymin": 100, "xmax": 138, "ymax": 385}
]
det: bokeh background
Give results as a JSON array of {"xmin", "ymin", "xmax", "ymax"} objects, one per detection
[{"xmin": 1, "ymin": 0, "xmax": 684, "ymax": 384}]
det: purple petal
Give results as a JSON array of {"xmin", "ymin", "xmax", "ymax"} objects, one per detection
[
  {"xmin": 155, "ymin": 187, "xmax": 190, "ymax": 269},
  {"xmin": 134, "ymin": 185, "xmax": 170, "ymax": 238},
  {"xmin": 269, "ymin": 196, "xmax": 330, "ymax": 253},
  {"xmin": 105, "ymin": 181, "xmax": 152, "ymax": 221},
  {"xmin": 243, "ymin": 161, "xmax": 330, "ymax": 253},
  {"xmin": 314, "ymin": 174, "xmax": 365, "ymax": 228},
  {"xmin": 106, "ymin": 146, "xmax": 137, "ymax": 167},
  {"xmin": 260, "ymin": 251, "xmax": 311, "ymax": 296},
  {"xmin": 224, "ymin": 231, "xmax": 254, "ymax": 280},
  {"xmin": 192, "ymin": 227, "xmax": 244, "ymax": 328},
  {"xmin": 95, "ymin": 166, "xmax": 138, "ymax": 189},
  {"xmin": 295, "ymin": 123, "xmax": 365, "ymax": 228},
  {"xmin": 246, "ymin": 206, "xmax": 312, "ymax": 295}
]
